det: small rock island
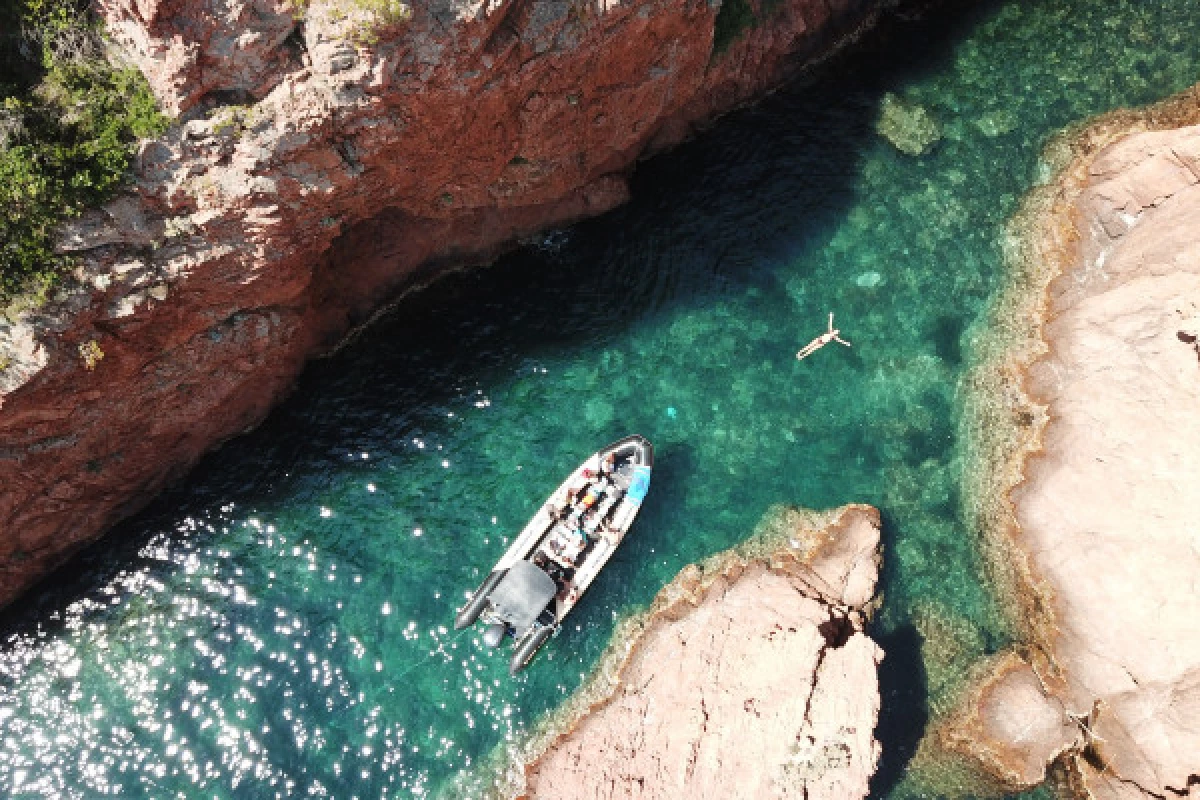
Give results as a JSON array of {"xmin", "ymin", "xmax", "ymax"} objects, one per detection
[{"xmin": 510, "ymin": 504, "xmax": 884, "ymax": 800}]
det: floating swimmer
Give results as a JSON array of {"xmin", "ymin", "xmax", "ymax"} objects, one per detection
[{"xmin": 796, "ymin": 312, "xmax": 852, "ymax": 361}]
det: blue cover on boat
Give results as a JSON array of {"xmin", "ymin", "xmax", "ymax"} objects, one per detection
[
  {"xmin": 489, "ymin": 560, "xmax": 557, "ymax": 633},
  {"xmin": 626, "ymin": 466, "xmax": 651, "ymax": 506}
]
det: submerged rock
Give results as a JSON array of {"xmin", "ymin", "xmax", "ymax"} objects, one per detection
[
  {"xmin": 974, "ymin": 109, "xmax": 1017, "ymax": 138},
  {"xmin": 877, "ymin": 93, "xmax": 942, "ymax": 156},
  {"xmin": 855, "ymin": 270, "xmax": 884, "ymax": 288},
  {"xmin": 510, "ymin": 504, "xmax": 885, "ymax": 800}
]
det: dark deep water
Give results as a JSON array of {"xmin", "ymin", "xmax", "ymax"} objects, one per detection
[{"xmin": 3, "ymin": 1, "xmax": 1200, "ymax": 797}]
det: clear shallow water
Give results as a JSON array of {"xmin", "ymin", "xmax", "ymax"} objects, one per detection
[{"xmin": 4, "ymin": 1, "xmax": 1200, "ymax": 797}]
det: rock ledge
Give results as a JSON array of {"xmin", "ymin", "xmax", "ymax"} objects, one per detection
[
  {"xmin": 955, "ymin": 86, "xmax": 1200, "ymax": 799},
  {"xmin": 500, "ymin": 503, "xmax": 884, "ymax": 800}
]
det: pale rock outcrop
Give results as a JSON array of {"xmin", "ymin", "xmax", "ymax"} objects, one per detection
[
  {"xmin": 941, "ymin": 654, "xmax": 1081, "ymax": 789},
  {"xmin": 512, "ymin": 504, "xmax": 884, "ymax": 800},
  {"xmin": 959, "ymin": 96, "xmax": 1200, "ymax": 798},
  {"xmin": 97, "ymin": 0, "xmax": 298, "ymax": 114},
  {"xmin": 0, "ymin": 0, "xmax": 884, "ymax": 607}
]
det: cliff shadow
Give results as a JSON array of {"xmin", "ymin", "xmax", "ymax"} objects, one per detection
[
  {"xmin": 865, "ymin": 506, "xmax": 932, "ymax": 796},
  {"xmin": 869, "ymin": 623, "xmax": 929, "ymax": 798}
]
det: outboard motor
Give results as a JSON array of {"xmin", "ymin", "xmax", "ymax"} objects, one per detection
[{"xmin": 482, "ymin": 622, "xmax": 507, "ymax": 649}]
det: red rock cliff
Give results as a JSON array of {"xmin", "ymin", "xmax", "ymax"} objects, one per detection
[{"xmin": 0, "ymin": 0, "xmax": 882, "ymax": 607}]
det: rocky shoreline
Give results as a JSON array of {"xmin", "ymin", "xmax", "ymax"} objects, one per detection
[
  {"xmin": 0, "ymin": 0, "xmax": 887, "ymax": 608},
  {"xmin": 481, "ymin": 504, "xmax": 884, "ymax": 800},
  {"xmin": 951, "ymin": 86, "xmax": 1200, "ymax": 798}
]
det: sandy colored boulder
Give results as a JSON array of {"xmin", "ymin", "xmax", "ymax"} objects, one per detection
[
  {"xmin": 512, "ymin": 504, "xmax": 884, "ymax": 800},
  {"xmin": 941, "ymin": 654, "xmax": 1080, "ymax": 788}
]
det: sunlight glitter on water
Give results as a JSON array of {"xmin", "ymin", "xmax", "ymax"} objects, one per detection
[{"xmin": 0, "ymin": 505, "xmax": 534, "ymax": 798}]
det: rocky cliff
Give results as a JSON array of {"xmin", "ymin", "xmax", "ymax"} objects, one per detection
[
  {"xmin": 504, "ymin": 504, "xmax": 884, "ymax": 800},
  {"xmin": 952, "ymin": 87, "xmax": 1200, "ymax": 798},
  {"xmin": 0, "ymin": 0, "xmax": 884, "ymax": 607}
]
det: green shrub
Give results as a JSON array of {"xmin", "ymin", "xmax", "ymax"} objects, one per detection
[
  {"xmin": 711, "ymin": 0, "xmax": 756, "ymax": 57},
  {"xmin": 711, "ymin": 0, "xmax": 786, "ymax": 59},
  {"xmin": 0, "ymin": 0, "xmax": 166, "ymax": 307},
  {"xmin": 349, "ymin": 0, "xmax": 412, "ymax": 45},
  {"xmin": 78, "ymin": 337, "xmax": 102, "ymax": 369}
]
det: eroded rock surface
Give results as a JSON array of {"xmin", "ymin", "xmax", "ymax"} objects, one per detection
[
  {"xmin": 941, "ymin": 654, "xmax": 1080, "ymax": 789},
  {"xmin": 513, "ymin": 504, "xmax": 884, "ymax": 800},
  {"xmin": 0, "ymin": 0, "xmax": 884, "ymax": 607},
  {"xmin": 961, "ymin": 102, "xmax": 1200, "ymax": 798},
  {"xmin": 97, "ymin": 0, "xmax": 298, "ymax": 114}
]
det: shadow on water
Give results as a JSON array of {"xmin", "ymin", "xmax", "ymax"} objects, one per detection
[
  {"xmin": 870, "ymin": 623, "xmax": 930, "ymax": 798},
  {"xmin": 866, "ymin": 507, "xmax": 932, "ymax": 798}
]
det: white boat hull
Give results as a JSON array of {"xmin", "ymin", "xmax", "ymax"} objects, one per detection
[{"xmin": 454, "ymin": 435, "xmax": 653, "ymax": 674}]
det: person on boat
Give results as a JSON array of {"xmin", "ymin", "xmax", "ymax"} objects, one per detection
[
  {"xmin": 547, "ymin": 530, "xmax": 569, "ymax": 557},
  {"xmin": 561, "ymin": 469, "xmax": 592, "ymax": 507},
  {"xmin": 581, "ymin": 484, "xmax": 601, "ymax": 509},
  {"xmin": 597, "ymin": 522, "xmax": 621, "ymax": 548},
  {"xmin": 589, "ymin": 467, "xmax": 612, "ymax": 493},
  {"xmin": 600, "ymin": 452, "xmax": 617, "ymax": 476},
  {"xmin": 544, "ymin": 558, "xmax": 566, "ymax": 583},
  {"xmin": 796, "ymin": 312, "xmax": 852, "ymax": 361},
  {"xmin": 555, "ymin": 579, "xmax": 579, "ymax": 605}
]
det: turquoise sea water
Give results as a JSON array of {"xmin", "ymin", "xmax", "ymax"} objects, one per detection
[{"xmin": 3, "ymin": 1, "xmax": 1200, "ymax": 797}]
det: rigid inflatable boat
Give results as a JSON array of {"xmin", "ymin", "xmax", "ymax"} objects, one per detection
[{"xmin": 453, "ymin": 435, "xmax": 653, "ymax": 674}]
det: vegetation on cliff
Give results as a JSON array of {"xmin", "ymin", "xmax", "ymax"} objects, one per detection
[
  {"xmin": 0, "ymin": 0, "xmax": 164, "ymax": 309},
  {"xmin": 712, "ymin": 0, "xmax": 781, "ymax": 56}
]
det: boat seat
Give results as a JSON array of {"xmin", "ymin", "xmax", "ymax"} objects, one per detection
[
  {"xmin": 611, "ymin": 464, "xmax": 634, "ymax": 491},
  {"xmin": 543, "ymin": 524, "xmax": 587, "ymax": 568}
]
